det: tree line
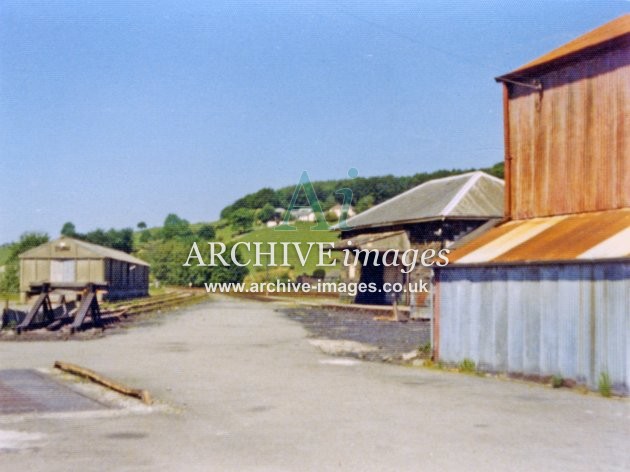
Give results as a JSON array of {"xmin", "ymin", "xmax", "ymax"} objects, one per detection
[
  {"xmin": 220, "ymin": 162, "xmax": 504, "ymax": 219},
  {"xmin": 0, "ymin": 232, "xmax": 49, "ymax": 294},
  {"xmin": 61, "ymin": 222, "xmax": 135, "ymax": 253},
  {"xmin": 0, "ymin": 215, "xmax": 245, "ymax": 293}
]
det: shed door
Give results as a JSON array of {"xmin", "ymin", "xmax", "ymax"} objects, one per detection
[{"xmin": 50, "ymin": 260, "xmax": 76, "ymax": 282}]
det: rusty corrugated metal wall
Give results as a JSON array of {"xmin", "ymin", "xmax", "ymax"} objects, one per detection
[
  {"xmin": 506, "ymin": 46, "xmax": 630, "ymax": 219},
  {"xmin": 437, "ymin": 262, "xmax": 630, "ymax": 394}
]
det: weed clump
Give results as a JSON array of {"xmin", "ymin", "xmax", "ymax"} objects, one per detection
[
  {"xmin": 417, "ymin": 342, "xmax": 432, "ymax": 358},
  {"xmin": 598, "ymin": 372, "xmax": 612, "ymax": 397},
  {"xmin": 551, "ymin": 375, "xmax": 564, "ymax": 389},
  {"xmin": 458, "ymin": 358, "xmax": 476, "ymax": 374}
]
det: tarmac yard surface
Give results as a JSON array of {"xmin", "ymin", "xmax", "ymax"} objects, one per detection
[{"xmin": 1, "ymin": 297, "xmax": 628, "ymax": 471}]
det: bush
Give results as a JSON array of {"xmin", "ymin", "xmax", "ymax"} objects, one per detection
[
  {"xmin": 197, "ymin": 224, "xmax": 216, "ymax": 240},
  {"xmin": 229, "ymin": 208, "xmax": 255, "ymax": 234},
  {"xmin": 162, "ymin": 214, "xmax": 192, "ymax": 240},
  {"xmin": 312, "ymin": 268, "xmax": 326, "ymax": 279},
  {"xmin": 61, "ymin": 221, "xmax": 77, "ymax": 237},
  {"xmin": 143, "ymin": 239, "xmax": 247, "ymax": 287},
  {"xmin": 257, "ymin": 203, "xmax": 276, "ymax": 223},
  {"xmin": 0, "ymin": 265, "xmax": 19, "ymax": 294}
]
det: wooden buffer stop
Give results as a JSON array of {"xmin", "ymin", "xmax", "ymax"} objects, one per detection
[{"xmin": 13, "ymin": 282, "xmax": 107, "ymax": 333}]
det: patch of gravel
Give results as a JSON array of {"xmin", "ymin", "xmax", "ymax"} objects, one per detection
[{"xmin": 280, "ymin": 306, "xmax": 431, "ymax": 363}]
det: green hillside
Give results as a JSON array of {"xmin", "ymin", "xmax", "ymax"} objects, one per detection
[{"xmin": 237, "ymin": 222, "xmax": 340, "ymax": 276}]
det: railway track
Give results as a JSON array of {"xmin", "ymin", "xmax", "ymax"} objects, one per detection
[{"xmin": 2, "ymin": 290, "xmax": 210, "ymax": 334}]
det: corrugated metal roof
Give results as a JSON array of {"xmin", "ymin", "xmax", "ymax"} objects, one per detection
[
  {"xmin": 447, "ymin": 209, "xmax": 630, "ymax": 266},
  {"xmin": 341, "ymin": 171, "xmax": 504, "ymax": 232},
  {"xmin": 497, "ymin": 14, "xmax": 630, "ymax": 80},
  {"xmin": 19, "ymin": 237, "xmax": 150, "ymax": 266}
]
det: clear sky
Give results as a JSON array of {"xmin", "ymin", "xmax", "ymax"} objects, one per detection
[{"xmin": 1, "ymin": 0, "xmax": 627, "ymax": 243}]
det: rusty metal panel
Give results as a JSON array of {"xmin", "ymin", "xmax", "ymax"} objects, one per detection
[
  {"xmin": 506, "ymin": 46, "xmax": 629, "ymax": 219},
  {"xmin": 449, "ymin": 209, "xmax": 630, "ymax": 264},
  {"xmin": 437, "ymin": 262, "xmax": 630, "ymax": 394}
]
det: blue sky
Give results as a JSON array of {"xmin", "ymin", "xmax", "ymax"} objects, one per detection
[{"xmin": 1, "ymin": 0, "xmax": 627, "ymax": 243}]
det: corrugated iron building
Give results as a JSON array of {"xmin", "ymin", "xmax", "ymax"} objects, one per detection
[
  {"xmin": 19, "ymin": 236, "xmax": 150, "ymax": 301},
  {"xmin": 338, "ymin": 171, "xmax": 504, "ymax": 308},
  {"xmin": 434, "ymin": 16, "xmax": 630, "ymax": 394}
]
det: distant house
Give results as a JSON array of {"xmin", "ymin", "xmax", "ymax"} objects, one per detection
[
  {"xmin": 434, "ymin": 16, "xmax": 630, "ymax": 394},
  {"xmin": 338, "ymin": 171, "xmax": 504, "ymax": 309},
  {"xmin": 328, "ymin": 203, "xmax": 355, "ymax": 219},
  {"xmin": 18, "ymin": 236, "xmax": 150, "ymax": 302},
  {"xmin": 290, "ymin": 208, "xmax": 316, "ymax": 222}
]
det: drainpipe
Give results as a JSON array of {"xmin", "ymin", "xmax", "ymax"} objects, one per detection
[{"xmin": 502, "ymin": 83, "xmax": 512, "ymax": 219}]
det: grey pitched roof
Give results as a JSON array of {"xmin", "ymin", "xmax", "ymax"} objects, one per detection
[
  {"xmin": 19, "ymin": 236, "xmax": 150, "ymax": 266},
  {"xmin": 342, "ymin": 171, "xmax": 504, "ymax": 231}
]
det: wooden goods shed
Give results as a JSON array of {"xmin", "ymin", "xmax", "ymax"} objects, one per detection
[
  {"xmin": 338, "ymin": 171, "xmax": 504, "ymax": 310},
  {"xmin": 18, "ymin": 236, "xmax": 150, "ymax": 302}
]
